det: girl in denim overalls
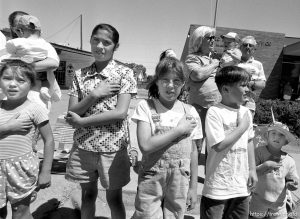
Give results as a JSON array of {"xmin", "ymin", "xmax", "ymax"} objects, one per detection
[{"xmin": 132, "ymin": 57, "xmax": 203, "ymax": 218}]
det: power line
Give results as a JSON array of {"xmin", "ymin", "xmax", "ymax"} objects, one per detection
[
  {"xmin": 64, "ymin": 20, "xmax": 79, "ymax": 46},
  {"xmin": 45, "ymin": 15, "xmax": 81, "ymax": 40}
]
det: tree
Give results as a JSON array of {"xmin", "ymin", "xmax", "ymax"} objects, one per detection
[{"xmin": 126, "ymin": 63, "xmax": 147, "ymax": 81}]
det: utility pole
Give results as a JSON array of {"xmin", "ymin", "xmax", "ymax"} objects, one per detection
[
  {"xmin": 213, "ymin": 0, "xmax": 219, "ymax": 28},
  {"xmin": 80, "ymin": 14, "xmax": 83, "ymax": 50}
]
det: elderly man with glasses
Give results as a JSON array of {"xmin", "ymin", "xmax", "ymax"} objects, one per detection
[{"xmin": 239, "ymin": 36, "xmax": 266, "ymax": 92}]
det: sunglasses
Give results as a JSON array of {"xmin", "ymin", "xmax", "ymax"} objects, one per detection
[{"xmin": 242, "ymin": 43, "xmax": 255, "ymax": 48}]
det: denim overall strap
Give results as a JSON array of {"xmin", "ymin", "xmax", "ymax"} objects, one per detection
[{"xmin": 141, "ymin": 99, "xmax": 193, "ymax": 171}]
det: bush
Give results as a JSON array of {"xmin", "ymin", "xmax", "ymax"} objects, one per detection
[{"xmin": 254, "ymin": 99, "xmax": 300, "ymax": 137}]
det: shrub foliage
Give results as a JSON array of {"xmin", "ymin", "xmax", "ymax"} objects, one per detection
[{"xmin": 254, "ymin": 99, "xmax": 300, "ymax": 137}]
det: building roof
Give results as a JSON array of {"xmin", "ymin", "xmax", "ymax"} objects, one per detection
[
  {"xmin": 284, "ymin": 37, "xmax": 300, "ymax": 47},
  {"xmin": 50, "ymin": 42, "xmax": 93, "ymax": 57},
  {"xmin": 284, "ymin": 41, "xmax": 300, "ymax": 56}
]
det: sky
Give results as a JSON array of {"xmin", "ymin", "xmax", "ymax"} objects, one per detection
[{"xmin": 1, "ymin": 0, "xmax": 300, "ymax": 74}]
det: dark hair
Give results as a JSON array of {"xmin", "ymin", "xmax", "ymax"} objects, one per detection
[
  {"xmin": 8, "ymin": 11, "xmax": 29, "ymax": 39},
  {"xmin": 0, "ymin": 61, "xmax": 36, "ymax": 87},
  {"xmin": 159, "ymin": 49, "xmax": 173, "ymax": 61},
  {"xmin": 148, "ymin": 57, "xmax": 185, "ymax": 99},
  {"xmin": 91, "ymin": 23, "xmax": 119, "ymax": 45},
  {"xmin": 215, "ymin": 66, "xmax": 250, "ymax": 91}
]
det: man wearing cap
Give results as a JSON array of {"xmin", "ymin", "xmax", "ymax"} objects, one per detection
[
  {"xmin": 239, "ymin": 36, "xmax": 266, "ymax": 92},
  {"xmin": 3, "ymin": 14, "xmax": 61, "ymax": 111}
]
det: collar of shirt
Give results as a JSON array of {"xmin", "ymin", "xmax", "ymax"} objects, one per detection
[
  {"xmin": 244, "ymin": 56, "xmax": 254, "ymax": 64},
  {"xmin": 84, "ymin": 60, "xmax": 116, "ymax": 78}
]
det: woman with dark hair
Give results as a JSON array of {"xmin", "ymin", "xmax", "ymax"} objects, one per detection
[
  {"xmin": 8, "ymin": 11, "xmax": 28, "ymax": 39},
  {"xmin": 65, "ymin": 23, "xmax": 137, "ymax": 219},
  {"xmin": 132, "ymin": 57, "xmax": 202, "ymax": 218},
  {"xmin": 159, "ymin": 49, "xmax": 177, "ymax": 61}
]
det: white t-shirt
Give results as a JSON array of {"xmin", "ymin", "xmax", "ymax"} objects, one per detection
[
  {"xmin": 203, "ymin": 103, "xmax": 254, "ymax": 200},
  {"xmin": 0, "ymin": 31, "xmax": 6, "ymax": 57},
  {"xmin": 238, "ymin": 57, "xmax": 266, "ymax": 81},
  {"xmin": 5, "ymin": 37, "xmax": 48, "ymax": 61},
  {"xmin": 131, "ymin": 99, "xmax": 203, "ymax": 140}
]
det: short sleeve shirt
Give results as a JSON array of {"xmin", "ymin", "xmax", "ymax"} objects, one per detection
[
  {"xmin": 254, "ymin": 146, "xmax": 299, "ymax": 203},
  {"xmin": 185, "ymin": 54, "xmax": 221, "ymax": 108},
  {"xmin": 5, "ymin": 38, "xmax": 48, "ymax": 61},
  {"xmin": 202, "ymin": 103, "xmax": 254, "ymax": 199},
  {"xmin": 0, "ymin": 101, "xmax": 49, "ymax": 159},
  {"xmin": 131, "ymin": 99, "xmax": 203, "ymax": 140},
  {"xmin": 238, "ymin": 57, "xmax": 266, "ymax": 81},
  {"xmin": 69, "ymin": 60, "xmax": 137, "ymax": 152}
]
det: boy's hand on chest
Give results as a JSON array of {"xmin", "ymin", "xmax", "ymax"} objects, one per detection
[{"xmin": 264, "ymin": 160, "xmax": 282, "ymax": 172}]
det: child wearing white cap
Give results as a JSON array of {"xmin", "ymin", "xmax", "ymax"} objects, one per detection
[
  {"xmin": 3, "ymin": 15, "xmax": 61, "ymax": 112},
  {"xmin": 249, "ymin": 122, "xmax": 299, "ymax": 219},
  {"xmin": 220, "ymin": 32, "xmax": 242, "ymax": 67}
]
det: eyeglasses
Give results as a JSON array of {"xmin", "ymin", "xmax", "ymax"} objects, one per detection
[
  {"xmin": 242, "ymin": 43, "xmax": 255, "ymax": 48},
  {"xmin": 159, "ymin": 79, "xmax": 184, "ymax": 88},
  {"xmin": 205, "ymin": 36, "xmax": 215, "ymax": 41}
]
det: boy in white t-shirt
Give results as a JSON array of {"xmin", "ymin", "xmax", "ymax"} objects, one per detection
[
  {"xmin": 3, "ymin": 15, "xmax": 61, "ymax": 111},
  {"xmin": 200, "ymin": 66, "xmax": 257, "ymax": 219}
]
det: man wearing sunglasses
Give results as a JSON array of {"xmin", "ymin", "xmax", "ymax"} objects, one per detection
[{"xmin": 239, "ymin": 36, "xmax": 266, "ymax": 92}]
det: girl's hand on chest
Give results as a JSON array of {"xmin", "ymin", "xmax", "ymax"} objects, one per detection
[
  {"xmin": 6, "ymin": 112, "xmax": 32, "ymax": 134},
  {"xmin": 90, "ymin": 80, "xmax": 120, "ymax": 99}
]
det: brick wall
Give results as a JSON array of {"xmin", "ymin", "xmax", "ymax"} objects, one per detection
[{"xmin": 181, "ymin": 25, "xmax": 285, "ymax": 99}]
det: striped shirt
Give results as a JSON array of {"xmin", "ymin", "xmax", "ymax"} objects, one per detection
[{"xmin": 0, "ymin": 100, "xmax": 48, "ymax": 159}]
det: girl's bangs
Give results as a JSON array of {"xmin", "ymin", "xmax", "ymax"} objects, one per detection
[{"xmin": 156, "ymin": 59, "xmax": 185, "ymax": 81}]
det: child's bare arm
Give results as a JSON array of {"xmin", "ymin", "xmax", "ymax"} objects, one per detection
[
  {"xmin": 256, "ymin": 160, "xmax": 282, "ymax": 175},
  {"xmin": 190, "ymin": 139, "xmax": 200, "ymax": 190},
  {"xmin": 31, "ymin": 57, "xmax": 59, "ymax": 72},
  {"xmin": 286, "ymin": 161, "xmax": 299, "ymax": 191},
  {"xmin": 137, "ymin": 115, "xmax": 196, "ymax": 155},
  {"xmin": 187, "ymin": 139, "xmax": 201, "ymax": 211},
  {"xmin": 212, "ymin": 112, "xmax": 250, "ymax": 152},
  {"xmin": 247, "ymin": 140, "xmax": 257, "ymax": 191},
  {"xmin": 186, "ymin": 56, "xmax": 219, "ymax": 82},
  {"xmin": 68, "ymin": 81, "xmax": 120, "ymax": 116},
  {"xmin": 67, "ymin": 93, "xmax": 130, "ymax": 128},
  {"xmin": 37, "ymin": 121, "xmax": 54, "ymax": 189}
]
